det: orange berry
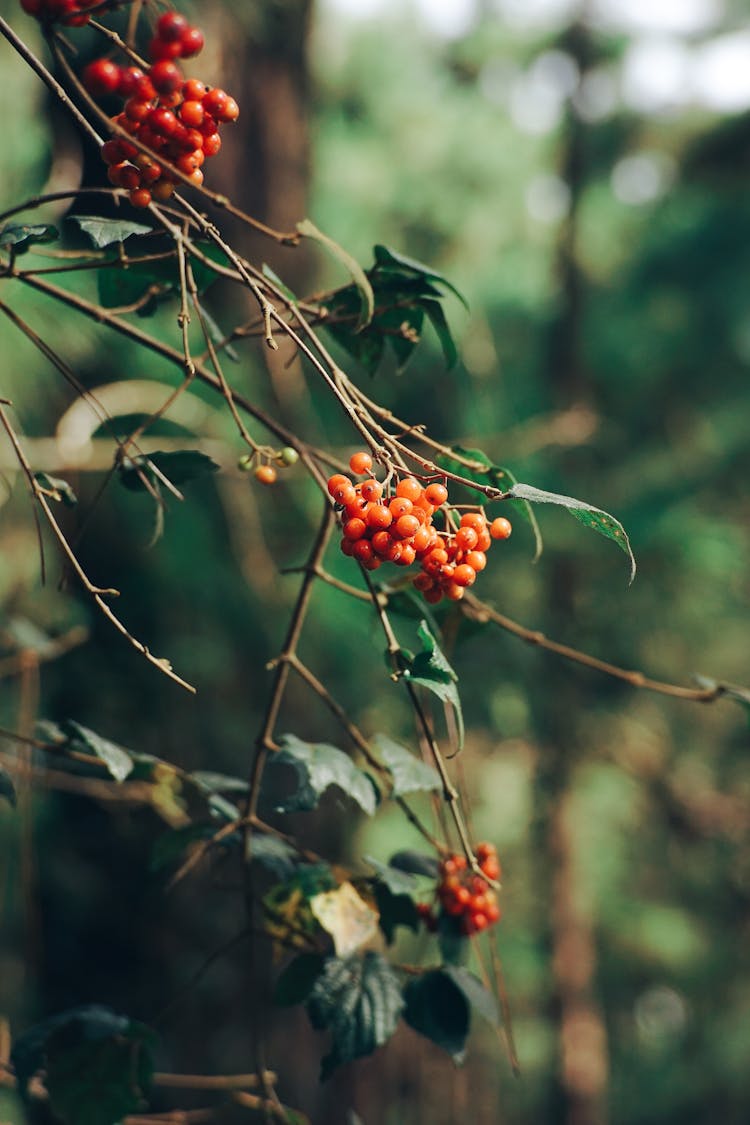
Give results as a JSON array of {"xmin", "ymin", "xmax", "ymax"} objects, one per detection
[
  {"xmin": 460, "ymin": 512, "xmax": 487, "ymax": 531},
  {"xmin": 455, "ymin": 526, "xmax": 479, "ymax": 551},
  {"xmin": 444, "ymin": 583, "xmax": 465, "ymax": 601},
  {"xmin": 366, "ymin": 503, "xmax": 392, "ymax": 530},
  {"xmin": 343, "ymin": 517, "xmax": 367, "ymax": 541},
  {"xmin": 396, "ymin": 544, "xmax": 416, "ymax": 567},
  {"xmin": 465, "ymin": 550, "xmax": 487, "ymax": 572},
  {"xmin": 360, "ymin": 479, "xmax": 382, "ymax": 502},
  {"xmin": 389, "ymin": 496, "xmax": 413, "ymax": 519},
  {"xmin": 254, "ymin": 464, "xmax": 277, "ymax": 485},
  {"xmin": 412, "ymin": 525, "xmax": 433, "ymax": 553},
  {"xmin": 371, "ymin": 530, "xmax": 392, "ymax": 557},
  {"xmin": 129, "ymin": 187, "xmax": 152, "ymax": 208},
  {"xmin": 476, "ymin": 529, "xmax": 492, "ymax": 551},
  {"xmin": 490, "ymin": 517, "xmax": 512, "ymax": 540},
  {"xmin": 396, "ymin": 477, "xmax": 422, "ymax": 502},
  {"xmin": 352, "ymin": 539, "xmax": 375, "ymax": 565},
  {"xmin": 424, "ymin": 588, "xmax": 443, "ymax": 604},
  {"xmin": 327, "ymin": 473, "xmax": 350, "ymax": 497},
  {"xmin": 424, "ymin": 483, "xmax": 448, "ymax": 506},
  {"xmin": 452, "ymin": 564, "xmax": 477, "ymax": 588},
  {"xmin": 340, "ymin": 539, "xmax": 355, "ymax": 557},
  {"xmin": 413, "ymin": 573, "xmax": 434, "ymax": 592},
  {"xmin": 349, "ymin": 451, "xmax": 372, "ymax": 475},
  {"xmin": 394, "ymin": 514, "xmax": 420, "ymax": 540}
]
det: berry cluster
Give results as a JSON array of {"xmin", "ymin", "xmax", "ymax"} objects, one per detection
[
  {"xmin": 81, "ymin": 12, "xmax": 238, "ymax": 209},
  {"xmin": 20, "ymin": 0, "xmax": 97, "ymax": 25},
  {"xmin": 327, "ymin": 453, "xmax": 512, "ymax": 604},
  {"xmin": 418, "ymin": 844, "xmax": 502, "ymax": 936}
]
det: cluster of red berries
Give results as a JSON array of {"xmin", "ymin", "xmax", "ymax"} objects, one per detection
[
  {"xmin": 327, "ymin": 453, "xmax": 512, "ymax": 604},
  {"xmin": 418, "ymin": 844, "xmax": 502, "ymax": 936},
  {"xmin": 80, "ymin": 12, "xmax": 238, "ymax": 209},
  {"xmin": 20, "ymin": 0, "xmax": 97, "ymax": 25}
]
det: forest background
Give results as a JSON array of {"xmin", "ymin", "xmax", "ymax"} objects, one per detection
[{"xmin": 0, "ymin": 0, "xmax": 749, "ymax": 1122}]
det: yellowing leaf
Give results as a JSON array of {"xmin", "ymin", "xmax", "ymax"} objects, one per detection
[{"xmin": 310, "ymin": 882, "xmax": 380, "ymax": 958}]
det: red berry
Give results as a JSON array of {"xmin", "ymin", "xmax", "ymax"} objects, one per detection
[
  {"xmin": 202, "ymin": 132, "xmax": 221, "ymax": 157},
  {"xmin": 343, "ymin": 518, "xmax": 367, "ymax": 541},
  {"xmin": 360, "ymin": 479, "xmax": 382, "ymax": 502},
  {"xmin": 117, "ymin": 67, "xmax": 145, "ymax": 97},
  {"xmin": 179, "ymin": 99, "xmax": 204, "ymax": 127},
  {"xmin": 149, "ymin": 36, "xmax": 182, "ymax": 61},
  {"xmin": 179, "ymin": 26, "xmax": 205, "ymax": 58},
  {"xmin": 219, "ymin": 96, "xmax": 239, "ymax": 122},
  {"xmin": 255, "ymin": 464, "xmax": 277, "ymax": 485},
  {"xmin": 366, "ymin": 504, "xmax": 392, "ymax": 530},
  {"xmin": 149, "ymin": 60, "xmax": 183, "ymax": 95},
  {"xmin": 125, "ymin": 99, "xmax": 152, "ymax": 122},
  {"xmin": 202, "ymin": 87, "xmax": 228, "ymax": 117},
  {"xmin": 351, "ymin": 539, "xmax": 374, "ymax": 565},
  {"xmin": 129, "ymin": 187, "xmax": 152, "ymax": 208},
  {"xmin": 83, "ymin": 58, "xmax": 121, "ymax": 97},
  {"xmin": 156, "ymin": 11, "xmax": 189, "ymax": 43},
  {"xmin": 394, "ymin": 514, "xmax": 420, "ymax": 540},
  {"xmin": 452, "ymin": 564, "xmax": 476, "ymax": 588},
  {"xmin": 183, "ymin": 78, "xmax": 207, "ymax": 101},
  {"xmin": 148, "ymin": 108, "xmax": 180, "ymax": 137}
]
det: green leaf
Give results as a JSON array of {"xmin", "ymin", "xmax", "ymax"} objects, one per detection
[
  {"xmin": 437, "ymin": 446, "xmax": 542, "ymax": 560},
  {"xmin": 327, "ymin": 320, "xmax": 385, "ymax": 377},
  {"xmin": 403, "ymin": 970, "xmax": 470, "ymax": 1060},
  {"xmin": 275, "ymin": 953, "xmax": 327, "ymax": 1006},
  {"xmin": 249, "ymin": 833, "xmax": 298, "ymax": 879},
  {"xmin": 373, "ymin": 733, "xmax": 440, "ymax": 796},
  {"xmin": 364, "ymin": 857, "xmax": 418, "ymax": 897},
  {"xmin": 0, "ymin": 222, "xmax": 58, "ymax": 253},
  {"xmin": 190, "ymin": 770, "xmax": 248, "ymax": 794},
  {"xmin": 401, "ymin": 620, "xmax": 464, "ymax": 749},
  {"xmin": 60, "ymin": 720, "xmax": 134, "ymax": 783},
  {"xmin": 267, "ymin": 733, "xmax": 377, "ymax": 816},
  {"xmin": 193, "ymin": 300, "xmax": 239, "ymax": 362},
  {"xmin": 306, "ymin": 953, "xmax": 404, "ymax": 1080},
  {"xmin": 69, "ymin": 215, "xmax": 152, "ymax": 249},
  {"xmin": 508, "ymin": 482, "xmax": 636, "ymax": 583},
  {"xmin": 442, "ymin": 966, "xmax": 499, "ymax": 1026},
  {"xmin": 418, "ymin": 298, "xmax": 458, "ymax": 369},
  {"xmin": 0, "ymin": 766, "xmax": 17, "ymax": 808},
  {"xmin": 97, "ymin": 242, "xmax": 226, "ymax": 313},
  {"xmin": 388, "ymin": 850, "xmax": 440, "ymax": 879},
  {"xmin": 298, "ymin": 218, "xmax": 375, "ymax": 329},
  {"xmin": 12, "ymin": 1006, "xmax": 155, "ymax": 1125},
  {"xmin": 372, "ymin": 244, "xmax": 469, "ymax": 309},
  {"xmin": 34, "ymin": 471, "xmax": 77, "ymax": 507},
  {"xmin": 118, "ymin": 450, "xmax": 220, "ymax": 493},
  {"xmin": 437, "ymin": 913, "xmax": 470, "ymax": 966}
]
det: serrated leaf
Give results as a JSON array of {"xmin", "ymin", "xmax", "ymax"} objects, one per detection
[
  {"xmin": 34, "ymin": 471, "xmax": 77, "ymax": 507},
  {"xmin": 437, "ymin": 446, "xmax": 542, "ymax": 560},
  {"xmin": 401, "ymin": 621, "xmax": 464, "ymax": 749},
  {"xmin": 372, "ymin": 244, "xmax": 468, "ymax": 309},
  {"xmin": 268, "ymin": 734, "xmax": 377, "ymax": 816},
  {"xmin": 443, "ymin": 966, "xmax": 499, "ymax": 1026},
  {"xmin": 311, "ymin": 882, "xmax": 380, "ymax": 957},
  {"xmin": 388, "ymin": 850, "xmax": 440, "ymax": 879},
  {"xmin": 69, "ymin": 215, "xmax": 152, "ymax": 249},
  {"xmin": 373, "ymin": 734, "xmax": 440, "ymax": 796},
  {"xmin": 118, "ymin": 449, "xmax": 219, "ymax": 492},
  {"xmin": 0, "ymin": 222, "xmax": 58, "ymax": 253},
  {"xmin": 275, "ymin": 953, "xmax": 327, "ymax": 1006},
  {"xmin": 508, "ymin": 482, "xmax": 636, "ymax": 583},
  {"xmin": 61, "ymin": 720, "xmax": 133, "ymax": 783},
  {"xmin": 298, "ymin": 218, "xmax": 374, "ymax": 329},
  {"xmin": 403, "ymin": 970, "xmax": 470, "ymax": 1060},
  {"xmin": 306, "ymin": 953, "xmax": 404, "ymax": 1080},
  {"xmin": 0, "ymin": 766, "xmax": 17, "ymax": 808}
]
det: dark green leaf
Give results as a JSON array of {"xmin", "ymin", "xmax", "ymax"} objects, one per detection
[
  {"xmin": 118, "ymin": 450, "xmax": 220, "ymax": 493},
  {"xmin": 267, "ymin": 733, "xmax": 377, "ymax": 816},
  {"xmin": 190, "ymin": 770, "xmax": 248, "ymax": 795},
  {"xmin": 275, "ymin": 953, "xmax": 327, "ymax": 1006},
  {"xmin": 442, "ymin": 966, "xmax": 499, "ymax": 1026},
  {"xmin": 69, "ymin": 215, "xmax": 152, "ymax": 249},
  {"xmin": 306, "ymin": 952, "xmax": 404, "ymax": 1079},
  {"xmin": 401, "ymin": 621, "xmax": 464, "ymax": 749},
  {"xmin": 372, "ymin": 244, "xmax": 469, "ymax": 309},
  {"xmin": 508, "ymin": 482, "xmax": 636, "ymax": 583},
  {"xmin": 372, "ymin": 880, "xmax": 419, "ymax": 944},
  {"xmin": 0, "ymin": 222, "xmax": 58, "ymax": 253},
  {"xmin": 364, "ymin": 857, "xmax": 418, "ymax": 897},
  {"xmin": 34, "ymin": 472, "xmax": 77, "ymax": 507},
  {"xmin": 328, "ymin": 321, "xmax": 385, "ymax": 377},
  {"xmin": 388, "ymin": 850, "xmax": 440, "ymax": 879},
  {"xmin": 403, "ymin": 970, "xmax": 470, "ymax": 1060},
  {"xmin": 379, "ymin": 583, "xmax": 441, "ymax": 635},
  {"xmin": 97, "ymin": 242, "xmax": 226, "ymax": 312},
  {"xmin": 373, "ymin": 733, "xmax": 440, "ymax": 796},
  {"xmin": 249, "ymin": 833, "xmax": 298, "ymax": 879},
  {"xmin": 419, "ymin": 298, "xmax": 458, "ymax": 369},
  {"xmin": 60, "ymin": 720, "xmax": 133, "ymax": 783},
  {"xmin": 298, "ymin": 218, "xmax": 374, "ymax": 329},
  {"xmin": 437, "ymin": 913, "xmax": 470, "ymax": 966},
  {"xmin": 0, "ymin": 766, "xmax": 17, "ymax": 808}
]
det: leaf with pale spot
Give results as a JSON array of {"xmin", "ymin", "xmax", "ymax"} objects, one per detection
[{"xmin": 267, "ymin": 734, "xmax": 377, "ymax": 816}]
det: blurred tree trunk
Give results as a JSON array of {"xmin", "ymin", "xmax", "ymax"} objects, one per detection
[{"xmin": 533, "ymin": 19, "xmax": 610, "ymax": 1125}]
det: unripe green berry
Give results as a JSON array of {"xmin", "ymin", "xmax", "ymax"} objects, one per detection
[
  {"xmin": 278, "ymin": 447, "xmax": 299, "ymax": 467},
  {"xmin": 238, "ymin": 454, "xmax": 254, "ymax": 472}
]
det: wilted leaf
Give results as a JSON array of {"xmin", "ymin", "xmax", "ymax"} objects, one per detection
[
  {"xmin": 0, "ymin": 222, "xmax": 58, "ymax": 253},
  {"xmin": 403, "ymin": 970, "xmax": 470, "ymax": 1060},
  {"xmin": 69, "ymin": 215, "xmax": 152, "ymax": 249},
  {"xmin": 508, "ymin": 482, "xmax": 636, "ymax": 583},
  {"xmin": 34, "ymin": 472, "xmax": 77, "ymax": 507},
  {"xmin": 298, "ymin": 218, "xmax": 374, "ymax": 329},
  {"xmin": 310, "ymin": 882, "xmax": 380, "ymax": 957},
  {"xmin": 306, "ymin": 953, "xmax": 404, "ymax": 1079},
  {"xmin": 267, "ymin": 734, "xmax": 377, "ymax": 816}
]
